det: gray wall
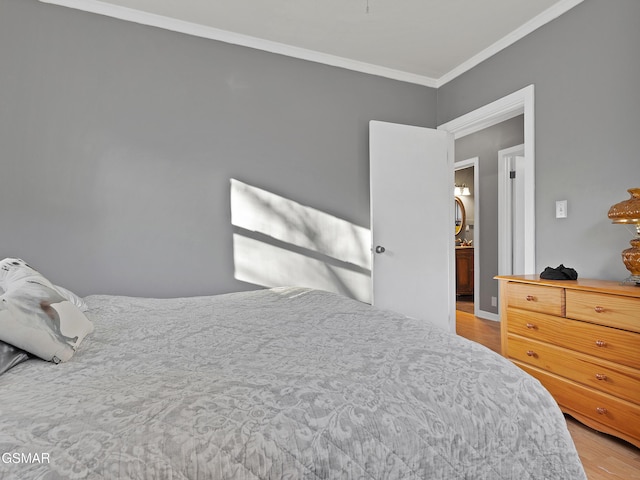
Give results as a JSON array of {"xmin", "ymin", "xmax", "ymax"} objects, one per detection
[
  {"xmin": 3, "ymin": 0, "xmax": 639, "ymax": 300},
  {"xmin": 0, "ymin": 0, "xmax": 436, "ymax": 297},
  {"xmin": 439, "ymin": 0, "xmax": 640, "ymax": 283},
  {"xmin": 455, "ymin": 116, "xmax": 524, "ymax": 314}
]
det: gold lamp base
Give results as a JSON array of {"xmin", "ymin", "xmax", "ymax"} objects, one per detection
[
  {"xmin": 621, "ymin": 237, "xmax": 640, "ymax": 285},
  {"xmin": 608, "ymin": 188, "xmax": 640, "ymax": 286}
]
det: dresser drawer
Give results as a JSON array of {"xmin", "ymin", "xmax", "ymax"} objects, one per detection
[
  {"xmin": 506, "ymin": 282, "xmax": 564, "ymax": 316},
  {"xmin": 518, "ymin": 363, "xmax": 640, "ymax": 446},
  {"xmin": 506, "ymin": 308, "xmax": 640, "ymax": 370},
  {"xmin": 566, "ymin": 290, "xmax": 640, "ymax": 333},
  {"xmin": 508, "ymin": 335, "xmax": 640, "ymax": 404}
]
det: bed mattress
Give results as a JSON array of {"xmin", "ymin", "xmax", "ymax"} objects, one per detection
[{"xmin": 0, "ymin": 287, "xmax": 586, "ymax": 479}]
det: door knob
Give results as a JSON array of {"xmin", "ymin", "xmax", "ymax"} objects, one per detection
[{"xmin": 375, "ymin": 245, "xmax": 386, "ymax": 254}]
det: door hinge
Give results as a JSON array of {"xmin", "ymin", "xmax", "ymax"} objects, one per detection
[{"xmin": 509, "ymin": 170, "xmax": 516, "ymax": 179}]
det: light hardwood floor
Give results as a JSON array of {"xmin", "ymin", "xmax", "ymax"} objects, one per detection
[{"xmin": 456, "ymin": 309, "xmax": 640, "ymax": 480}]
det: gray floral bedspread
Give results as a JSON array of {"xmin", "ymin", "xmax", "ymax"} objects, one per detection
[{"xmin": 0, "ymin": 287, "xmax": 586, "ymax": 479}]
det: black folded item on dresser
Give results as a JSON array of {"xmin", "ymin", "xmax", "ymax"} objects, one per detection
[{"xmin": 540, "ymin": 264, "xmax": 578, "ymax": 280}]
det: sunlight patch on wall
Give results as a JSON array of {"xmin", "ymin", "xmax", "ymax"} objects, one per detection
[
  {"xmin": 230, "ymin": 179, "xmax": 371, "ymax": 302},
  {"xmin": 233, "ymin": 235, "xmax": 371, "ymax": 302}
]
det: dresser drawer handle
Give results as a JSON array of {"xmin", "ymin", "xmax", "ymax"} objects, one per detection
[
  {"xmin": 595, "ymin": 340, "xmax": 607, "ymax": 347},
  {"xmin": 596, "ymin": 407, "xmax": 608, "ymax": 415},
  {"xmin": 594, "ymin": 306, "xmax": 605, "ymax": 313},
  {"xmin": 525, "ymin": 323, "xmax": 537, "ymax": 330},
  {"xmin": 595, "ymin": 373, "xmax": 608, "ymax": 381},
  {"xmin": 526, "ymin": 350, "xmax": 536, "ymax": 357},
  {"xmin": 525, "ymin": 295, "xmax": 535, "ymax": 301}
]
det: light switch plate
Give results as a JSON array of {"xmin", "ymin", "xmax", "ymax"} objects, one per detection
[{"xmin": 556, "ymin": 200, "xmax": 568, "ymax": 218}]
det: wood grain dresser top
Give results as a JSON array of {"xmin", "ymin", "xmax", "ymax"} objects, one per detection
[{"xmin": 495, "ymin": 275, "xmax": 640, "ymax": 298}]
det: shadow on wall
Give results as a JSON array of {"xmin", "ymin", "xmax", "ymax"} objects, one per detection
[{"xmin": 230, "ymin": 179, "xmax": 372, "ymax": 302}]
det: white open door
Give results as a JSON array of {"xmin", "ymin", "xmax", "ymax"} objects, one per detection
[{"xmin": 370, "ymin": 121, "xmax": 455, "ymax": 332}]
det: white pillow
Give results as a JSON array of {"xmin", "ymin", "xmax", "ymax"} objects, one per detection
[
  {"xmin": 0, "ymin": 258, "xmax": 94, "ymax": 363},
  {"xmin": 54, "ymin": 284, "xmax": 89, "ymax": 312},
  {"xmin": 0, "ymin": 258, "xmax": 55, "ymax": 291},
  {"xmin": 0, "ymin": 260, "xmax": 89, "ymax": 311}
]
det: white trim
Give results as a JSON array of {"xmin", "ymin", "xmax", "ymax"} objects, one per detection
[
  {"xmin": 498, "ymin": 145, "xmax": 519, "ymax": 276},
  {"xmin": 455, "ymin": 157, "xmax": 480, "ymax": 319},
  {"xmin": 476, "ymin": 310, "xmax": 500, "ymax": 322},
  {"xmin": 437, "ymin": 86, "xmax": 533, "ymax": 139},
  {"xmin": 436, "ymin": 0, "xmax": 584, "ymax": 87},
  {"xmin": 39, "ymin": 0, "xmax": 582, "ymax": 88},
  {"xmin": 498, "ymin": 144, "xmax": 536, "ymax": 277},
  {"xmin": 38, "ymin": 0, "xmax": 438, "ymax": 87}
]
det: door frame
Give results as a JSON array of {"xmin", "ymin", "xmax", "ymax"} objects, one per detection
[
  {"xmin": 498, "ymin": 144, "xmax": 535, "ymax": 276},
  {"xmin": 439, "ymin": 84, "xmax": 535, "ymax": 321},
  {"xmin": 454, "ymin": 158, "xmax": 480, "ymax": 317}
]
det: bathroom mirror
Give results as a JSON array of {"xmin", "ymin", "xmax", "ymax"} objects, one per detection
[{"xmin": 455, "ymin": 197, "xmax": 465, "ymax": 236}]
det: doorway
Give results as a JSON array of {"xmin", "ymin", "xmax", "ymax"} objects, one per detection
[
  {"xmin": 439, "ymin": 85, "xmax": 535, "ymax": 322},
  {"xmin": 498, "ymin": 144, "xmax": 535, "ymax": 275},
  {"xmin": 454, "ymin": 158, "xmax": 479, "ymax": 317}
]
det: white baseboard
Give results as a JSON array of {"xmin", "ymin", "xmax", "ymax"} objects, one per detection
[{"xmin": 476, "ymin": 309, "xmax": 500, "ymax": 322}]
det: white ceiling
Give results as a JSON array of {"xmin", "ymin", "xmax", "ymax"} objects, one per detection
[{"xmin": 40, "ymin": 0, "xmax": 583, "ymax": 87}]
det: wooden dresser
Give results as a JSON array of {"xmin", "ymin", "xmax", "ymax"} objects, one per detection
[{"xmin": 496, "ymin": 275, "xmax": 640, "ymax": 448}]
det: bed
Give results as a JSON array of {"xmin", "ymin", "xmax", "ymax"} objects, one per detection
[{"xmin": 0, "ymin": 284, "xmax": 586, "ymax": 479}]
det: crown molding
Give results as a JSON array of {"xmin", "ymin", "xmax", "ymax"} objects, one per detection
[
  {"xmin": 40, "ymin": 0, "xmax": 582, "ymax": 89},
  {"xmin": 38, "ymin": 0, "xmax": 439, "ymax": 87},
  {"xmin": 436, "ymin": 0, "xmax": 584, "ymax": 87}
]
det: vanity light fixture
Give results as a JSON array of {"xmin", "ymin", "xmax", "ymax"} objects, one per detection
[
  {"xmin": 608, "ymin": 187, "xmax": 640, "ymax": 285},
  {"xmin": 454, "ymin": 184, "xmax": 470, "ymax": 196}
]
